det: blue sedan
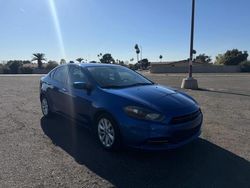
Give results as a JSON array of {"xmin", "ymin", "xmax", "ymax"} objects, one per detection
[{"xmin": 40, "ymin": 63, "xmax": 203, "ymax": 151}]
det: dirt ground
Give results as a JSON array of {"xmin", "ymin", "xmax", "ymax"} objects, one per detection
[{"xmin": 0, "ymin": 73, "xmax": 249, "ymax": 188}]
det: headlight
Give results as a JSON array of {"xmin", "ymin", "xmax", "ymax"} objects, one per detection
[{"xmin": 124, "ymin": 106, "xmax": 164, "ymax": 122}]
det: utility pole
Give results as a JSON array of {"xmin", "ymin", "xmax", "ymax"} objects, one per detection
[
  {"xmin": 181, "ymin": 0, "xmax": 198, "ymax": 89},
  {"xmin": 189, "ymin": 0, "xmax": 195, "ymax": 78}
]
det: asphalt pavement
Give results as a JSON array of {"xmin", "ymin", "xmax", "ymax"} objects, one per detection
[{"xmin": 0, "ymin": 73, "xmax": 249, "ymax": 188}]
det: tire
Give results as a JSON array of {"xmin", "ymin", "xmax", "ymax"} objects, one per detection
[
  {"xmin": 41, "ymin": 96, "xmax": 53, "ymax": 118},
  {"xmin": 95, "ymin": 113, "xmax": 122, "ymax": 151}
]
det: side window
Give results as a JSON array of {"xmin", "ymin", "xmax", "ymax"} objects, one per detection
[
  {"xmin": 53, "ymin": 66, "xmax": 68, "ymax": 84},
  {"xmin": 68, "ymin": 66, "xmax": 88, "ymax": 85}
]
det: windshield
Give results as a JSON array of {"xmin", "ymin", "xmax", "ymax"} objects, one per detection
[{"xmin": 87, "ymin": 66, "xmax": 153, "ymax": 88}]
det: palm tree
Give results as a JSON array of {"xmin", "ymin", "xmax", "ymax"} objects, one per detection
[
  {"xmin": 134, "ymin": 44, "xmax": 140, "ymax": 63},
  {"xmin": 32, "ymin": 53, "xmax": 46, "ymax": 68},
  {"xmin": 60, "ymin": 59, "xmax": 66, "ymax": 65},
  {"xmin": 159, "ymin": 55, "xmax": 163, "ymax": 62},
  {"xmin": 97, "ymin": 53, "xmax": 103, "ymax": 60},
  {"xmin": 76, "ymin": 58, "xmax": 84, "ymax": 63}
]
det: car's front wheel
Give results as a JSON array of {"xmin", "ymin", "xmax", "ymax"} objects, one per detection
[
  {"xmin": 96, "ymin": 114, "xmax": 121, "ymax": 151},
  {"xmin": 41, "ymin": 96, "xmax": 53, "ymax": 118}
]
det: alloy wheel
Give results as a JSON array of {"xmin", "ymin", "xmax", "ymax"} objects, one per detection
[
  {"xmin": 97, "ymin": 118, "xmax": 115, "ymax": 148},
  {"xmin": 41, "ymin": 98, "xmax": 49, "ymax": 116}
]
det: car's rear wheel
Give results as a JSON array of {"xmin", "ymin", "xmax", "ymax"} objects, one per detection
[
  {"xmin": 96, "ymin": 113, "xmax": 121, "ymax": 151},
  {"xmin": 41, "ymin": 96, "xmax": 53, "ymax": 118}
]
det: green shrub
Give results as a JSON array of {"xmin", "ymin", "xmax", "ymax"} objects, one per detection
[
  {"xmin": 7, "ymin": 61, "xmax": 23, "ymax": 73},
  {"xmin": 240, "ymin": 61, "xmax": 250, "ymax": 72},
  {"xmin": 19, "ymin": 66, "xmax": 33, "ymax": 74},
  {"xmin": 3, "ymin": 66, "xmax": 10, "ymax": 74},
  {"xmin": 0, "ymin": 64, "xmax": 3, "ymax": 74}
]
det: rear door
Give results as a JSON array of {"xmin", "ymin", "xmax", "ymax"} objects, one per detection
[{"xmin": 49, "ymin": 66, "xmax": 69, "ymax": 114}]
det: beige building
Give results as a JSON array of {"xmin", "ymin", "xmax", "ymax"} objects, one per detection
[
  {"xmin": 150, "ymin": 60, "xmax": 241, "ymax": 73},
  {"xmin": 151, "ymin": 60, "xmax": 209, "ymax": 67}
]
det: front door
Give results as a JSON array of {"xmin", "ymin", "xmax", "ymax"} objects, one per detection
[{"xmin": 64, "ymin": 65, "xmax": 92, "ymax": 124}]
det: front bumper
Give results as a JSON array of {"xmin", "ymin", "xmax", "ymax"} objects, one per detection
[
  {"xmin": 119, "ymin": 109, "xmax": 203, "ymax": 151},
  {"xmin": 130, "ymin": 125, "xmax": 201, "ymax": 151}
]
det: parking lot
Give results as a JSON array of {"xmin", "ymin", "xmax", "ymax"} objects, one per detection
[{"xmin": 0, "ymin": 73, "xmax": 250, "ymax": 188}]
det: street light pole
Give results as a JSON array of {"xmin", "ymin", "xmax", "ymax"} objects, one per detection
[
  {"xmin": 189, "ymin": 0, "xmax": 195, "ymax": 78},
  {"xmin": 181, "ymin": 0, "xmax": 198, "ymax": 89}
]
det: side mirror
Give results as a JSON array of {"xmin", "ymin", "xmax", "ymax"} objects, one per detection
[{"xmin": 73, "ymin": 82, "xmax": 92, "ymax": 90}]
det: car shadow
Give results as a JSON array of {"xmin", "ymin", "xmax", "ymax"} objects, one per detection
[
  {"xmin": 41, "ymin": 115, "xmax": 250, "ymax": 188},
  {"xmin": 197, "ymin": 88, "xmax": 250, "ymax": 97}
]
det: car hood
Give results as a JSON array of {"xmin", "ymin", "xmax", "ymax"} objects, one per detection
[{"xmin": 103, "ymin": 85, "xmax": 197, "ymax": 112}]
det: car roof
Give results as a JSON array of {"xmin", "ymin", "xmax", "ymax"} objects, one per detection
[{"xmin": 65, "ymin": 63, "xmax": 122, "ymax": 68}]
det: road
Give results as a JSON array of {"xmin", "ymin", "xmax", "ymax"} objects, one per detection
[{"xmin": 0, "ymin": 73, "xmax": 250, "ymax": 188}]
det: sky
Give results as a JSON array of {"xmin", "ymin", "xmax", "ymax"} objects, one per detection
[{"xmin": 0, "ymin": 0, "xmax": 249, "ymax": 63}]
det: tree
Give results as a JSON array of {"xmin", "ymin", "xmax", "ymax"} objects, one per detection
[
  {"xmin": 215, "ymin": 54, "xmax": 225, "ymax": 65},
  {"xmin": 0, "ymin": 64, "xmax": 3, "ymax": 74},
  {"xmin": 100, "ymin": 53, "xmax": 115, "ymax": 64},
  {"xmin": 76, "ymin": 58, "xmax": 84, "ymax": 63},
  {"xmin": 133, "ymin": 63, "xmax": 140, "ymax": 70},
  {"xmin": 118, "ymin": 60, "xmax": 125, "ymax": 66},
  {"xmin": 134, "ymin": 44, "xmax": 140, "ymax": 63},
  {"xmin": 6, "ymin": 60, "xmax": 23, "ymax": 74},
  {"xmin": 60, "ymin": 59, "xmax": 66, "ymax": 65},
  {"xmin": 194, "ymin": 53, "xmax": 211, "ymax": 64},
  {"xmin": 2, "ymin": 65, "xmax": 10, "ymax": 74},
  {"xmin": 19, "ymin": 66, "xmax": 33, "ymax": 74},
  {"xmin": 22, "ymin": 60, "xmax": 31, "ymax": 64},
  {"xmin": 128, "ymin": 64, "xmax": 135, "ymax": 70},
  {"xmin": 215, "ymin": 49, "xmax": 248, "ymax": 65},
  {"xmin": 46, "ymin": 61, "xmax": 58, "ymax": 70},
  {"xmin": 32, "ymin": 53, "xmax": 46, "ymax": 68},
  {"xmin": 159, "ymin": 55, "xmax": 163, "ymax": 62},
  {"xmin": 140, "ymin": 58, "xmax": 150, "ymax": 69}
]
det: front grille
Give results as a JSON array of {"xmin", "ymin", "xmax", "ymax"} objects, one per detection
[
  {"xmin": 147, "ymin": 137, "xmax": 169, "ymax": 145},
  {"xmin": 170, "ymin": 109, "xmax": 201, "ymax": 124},
  {"xmin": 168, "ymin": 125, "xmax": 201, "ymax": 144}
]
